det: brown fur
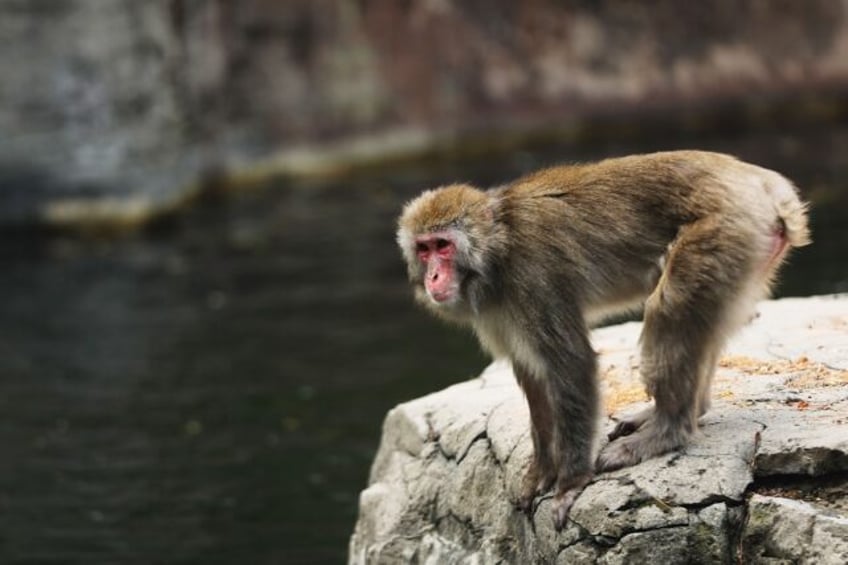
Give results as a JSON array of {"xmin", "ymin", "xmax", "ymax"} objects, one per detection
[{"xmin": 396, "ymin": 151, "xmax": 810, "ymax": 529}]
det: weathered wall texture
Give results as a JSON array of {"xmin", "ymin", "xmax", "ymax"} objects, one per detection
[
  {"xmin": 4, "ymin": 0, "xmax": 848, "ymax": 225},
  {"xmin": 350, "ymin": 296, "xmax": 848, "ymax": 563}
]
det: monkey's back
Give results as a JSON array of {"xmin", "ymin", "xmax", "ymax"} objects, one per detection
[
  {"xmin": 509, "ymin": 150, "xmax": 742, "ymax": 213},
  {"xmin": 497, "ymin": 150, "xmax": 802, "ymax": 314}
]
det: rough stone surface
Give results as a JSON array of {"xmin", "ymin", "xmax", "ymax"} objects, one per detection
[
  {"xmin": 741, "ymin": 495, "xmax": 848, "ymax": 565},
  {"xmin": 349, "ymin": 296, "xmax": 848, "ymax": 563},
  {"xmin": 5, "ymin": 1, "xmax": 848, "ymax": 225}
]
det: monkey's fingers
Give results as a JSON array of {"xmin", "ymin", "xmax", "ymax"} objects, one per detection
[
  {"xmin": 552, "ymin": 474, "xmax": 591, "ymax": 531},
  {"xmin": 552, "ymin": 490, "xmax": 578, "ymax": 531},
  {"xmin": 517, "ymin": 471, "xmax": 554, "ymax": 513},
  {"xmin": 518, "ymin": 483, "xmax": 555, "ymax": 514}
]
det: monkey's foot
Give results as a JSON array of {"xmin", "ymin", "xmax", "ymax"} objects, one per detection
[
  {"xmin": 608, "ymin": 420, "xmax": 640, "ymax": 441},
  {"xmin": 552, "ymin": 474, "xmax": 591, "ymax": 531},
  {"xmin": 596, "ymin": 437, "xmax": 640, "ymax": 472},
  {"xmin": 597, "ymin": 421, "xmax": 688, "ymax": 472},
  {"xmin": 607, "ymin": 407, "xmax": 653, "ymax": 441}
]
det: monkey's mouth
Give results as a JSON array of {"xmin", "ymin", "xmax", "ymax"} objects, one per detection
[{"xmin": 428, "ymin": 289, "xmax": 454, "ymax": 304}]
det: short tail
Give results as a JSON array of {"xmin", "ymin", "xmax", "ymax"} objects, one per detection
[{"xmin": 766, "ymin": 174, "xmax": 811, "ymax": 248}]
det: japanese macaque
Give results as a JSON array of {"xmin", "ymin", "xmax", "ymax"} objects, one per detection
[{"xmin": 397, "ymin": 151, "xmax": 810, "ymax": 529}]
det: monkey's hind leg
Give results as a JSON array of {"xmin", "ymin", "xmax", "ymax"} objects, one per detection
[
  {"xmin": 609, "ymin": 343, "xmax": 720, "ymax": 443},
  {"xmin": 597, "ymin": 218, "xmax": 753, "ymax": 472}
]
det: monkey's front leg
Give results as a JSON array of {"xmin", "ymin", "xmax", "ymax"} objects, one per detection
[
  {"xmin": 548, "ymin": 346, "xmax": 599, "ymax": 530},
  {"xmin": 514, "ymin": 365, "xmax": 556, "ymax": 512}
]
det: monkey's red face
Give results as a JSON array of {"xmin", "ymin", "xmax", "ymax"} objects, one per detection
[{"xmin": 415, "ymin": 232, "xmax": 460, "ymax": 304}]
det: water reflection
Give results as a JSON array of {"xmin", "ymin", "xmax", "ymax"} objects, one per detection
[{"xmin": 0, "ymin": 126, "xmax": 846, "ymax": 563}]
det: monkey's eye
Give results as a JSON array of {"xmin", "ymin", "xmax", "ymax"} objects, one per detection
[
  {"xmin": 415, "ymin": 242, "xmax": 428, "ymax": 254},
  {"xmin": 435, "ymin": 238, "xmax": 450, "ymax": 250}
]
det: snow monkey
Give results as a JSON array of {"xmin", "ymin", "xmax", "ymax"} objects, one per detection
[{"xmin": 396, "ymin": 151, "xmax": 810, "ymax": 528}]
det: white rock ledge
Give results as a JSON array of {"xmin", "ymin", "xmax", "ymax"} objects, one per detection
[{"xmin": 350, "ymin": 295, "xmax": 848, "ymax": 564}]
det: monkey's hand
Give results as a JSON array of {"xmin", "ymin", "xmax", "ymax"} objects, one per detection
[
  {"xmin": 517, "ymin": 459, "xmax": 555, "ymax": 513},
  {"xmin": 552, "ymin": 473, "xmax": 592, "ymax": 531}
]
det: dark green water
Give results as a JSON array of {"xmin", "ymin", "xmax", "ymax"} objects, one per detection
[{"xmin": 0, "ymin": 125, "xmax": 846, "ymax": 564}]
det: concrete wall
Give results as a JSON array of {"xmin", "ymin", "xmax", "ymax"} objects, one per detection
[{"xmin": 3, "ymin": 0, "xmax": 848, "ymax": 226}]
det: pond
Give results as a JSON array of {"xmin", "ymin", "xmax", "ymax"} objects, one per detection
[{"xmin": 0, "ymin": 124, "xmax": 846, "ymax": 564}]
